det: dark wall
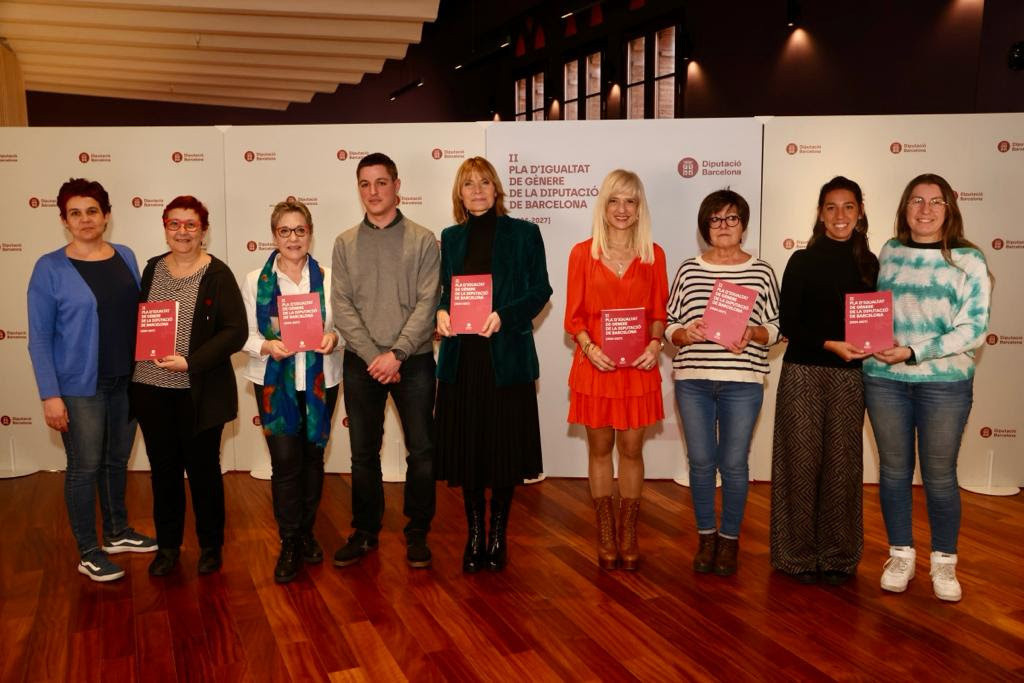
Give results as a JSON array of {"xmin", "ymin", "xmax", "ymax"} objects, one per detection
[{"xmin": 24, "ymin": 0, "xmax": 1024, "ymax": 127}]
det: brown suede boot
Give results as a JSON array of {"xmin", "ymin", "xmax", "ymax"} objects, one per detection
[
  {"xmin": 618, "ymin": 497, "xmax": 641, "ymax": 571},
  {"xmin": 593, "ymin": 496, "xmax": 618, "ymax": 570},
  {"xmin": 693, "ymin": 532, "xmax": 717, "ymax": 573},
  {"xmin": 713, "ymin": 534, "xmax": 738, "ymax": 576}
]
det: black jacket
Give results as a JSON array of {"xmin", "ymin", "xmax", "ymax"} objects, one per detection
[{"xmin": 137, "ymin": 253, "xmax": 247, "ymax": 434}]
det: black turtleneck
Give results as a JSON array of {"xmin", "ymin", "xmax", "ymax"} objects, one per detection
[
  {"xmin": 779, "ymin": 235, "xmax": 878, "ymax": 367},
  {"xmin": 463, "ymin": 207, "xmax": 497, "ymax": 275}
]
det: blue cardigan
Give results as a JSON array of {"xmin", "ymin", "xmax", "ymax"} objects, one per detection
[
  {"xmin": 436, "ymin": 215, "xmax": 552, "ymax": 386},
  {"xmin": 27, "ymin": 244, "xmax": 141, "ymax": 399}
]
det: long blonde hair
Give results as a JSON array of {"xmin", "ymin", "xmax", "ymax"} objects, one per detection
[{"xmin": 590, "ymin": 169, "xmax": 654, "ymax": 263}]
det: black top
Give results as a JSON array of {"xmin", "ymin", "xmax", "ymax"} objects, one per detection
[
  {"xmin": 464, "ymin": 207, "xmax": 497, "ymax": 274},
  {"xmin": 70, "ymin": 254, "xmax": 138, "ymax": 378},
  {"xmin": 779, "ymin": 236, "xmax": 878, "ymax": 368}
]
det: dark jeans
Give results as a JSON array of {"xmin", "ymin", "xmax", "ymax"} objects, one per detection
[
  {"xmin": 342, "ymin": 351, "xmax": 436, "ymax": 536},
  {"xmin": 864, "ymin": 375, "xmax": 973, "ymax": 554},
  {"xmin": 253, "ymin": 384, "xmax": 339, "ymax": 541},
  {"xmin": 61, "ymin": 374, "xmax": 135, "ymax": 556},
  {"xmin": 130, "ymin": 383, "xmax": 226, "ymax": 550}
]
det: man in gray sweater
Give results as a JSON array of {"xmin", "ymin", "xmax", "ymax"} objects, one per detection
[{"xmin": 330, "ymin": 152, "xmax": 440, "ymax": 568}]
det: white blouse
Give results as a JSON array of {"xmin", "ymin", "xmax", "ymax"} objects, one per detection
[{"xmin": 241, "ymin": 258, "xmax": 343, "ymax": 390}]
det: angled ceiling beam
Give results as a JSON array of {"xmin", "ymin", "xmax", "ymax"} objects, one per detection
[
  {"xmin": 19, "ymin": 53, "xmax": 364, "ymax": 83},
  {"xmin": 25, "ymin": 74, "xmax": 315, "ymax": 102},
  {"xmin": 0, "ymin": 22, "xmax": 410, "ymax": 59},
  {"xmin": 0, "ymin": 3, "xmax": 426, "ymax": 43},
  {"xmin": 9, "ymin": 39, "xmax": 386, "ymax": 73},
  {"xmin": 22, "ymin": 63, "xmax": 340, "ymax": 93},
  {"xmin": 21, "ymin": 0, "xmax": 439, "ymax": 23},
  {"xmin": 25, "ymin": 81, "xmax": 291, "ymax": 109}
]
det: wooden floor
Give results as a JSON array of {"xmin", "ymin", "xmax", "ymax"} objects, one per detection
[{"xmin": 1, "ymin": 473, "xmax": 1022, "ymax": 682}]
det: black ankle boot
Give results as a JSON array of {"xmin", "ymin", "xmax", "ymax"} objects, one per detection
[
  {"xmin": 462, "ymin": 491, "xmax": 486, "ymax": 573},
  {"xmin": 486, "ymin": 489, "xmax": 513, "ymax": 572},
  {"xmin": 275, "ymin": 538, "xmax": 301, "ymax": 584}
]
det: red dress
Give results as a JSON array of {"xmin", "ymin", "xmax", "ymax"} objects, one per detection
[{"xmin": 565, "ymin": 238, "xmax": 668, "ymax": 430}]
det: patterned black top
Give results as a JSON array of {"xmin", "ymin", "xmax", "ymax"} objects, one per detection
[{"xmin": 132, "ymin": 258, "xmax": 210, "ymax": 388}]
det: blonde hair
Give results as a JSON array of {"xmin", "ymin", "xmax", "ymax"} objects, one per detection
[
  {"xmin": 590, "ymin": 169, "xmax": 654, "ymax": 263},
  {"xmin": 451, "ymin": 156, "xmax": 509, "ymax": 223},
  {"xmin": 270, "ymin": 199, "xmax": 313, "ymax": 234}
]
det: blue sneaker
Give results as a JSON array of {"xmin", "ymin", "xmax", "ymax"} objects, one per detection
[
  {"xmin": 103, "ymin": 528, "xmax": 157, "ymax": 554},
  {"xmin": 78, "ymin": 551, "xmax": 125, "ymax": 582}
]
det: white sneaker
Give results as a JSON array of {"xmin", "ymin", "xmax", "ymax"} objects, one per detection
[
  {"xmin": 880, "ymin": 545, "xmax": 916, "ymax": 592},
  {"xmin": 930, "ymin": 552, "xmax": 962, "ymax": 602}
]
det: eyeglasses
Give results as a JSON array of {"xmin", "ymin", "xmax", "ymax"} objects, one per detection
[
  {"xmin": 709, "ymin": 215, "xmax": 741, "ymax": 228},
  {"xmin": 907, "ymin": 197, "xmax": 947, "ymax": 209},
  {"xmin": 274, "ymin": 226, "xmax": 309, "ymax": 238},
  {"xmin": 164, "ymin": 219, "xmax": 202, "ymax": 232}
]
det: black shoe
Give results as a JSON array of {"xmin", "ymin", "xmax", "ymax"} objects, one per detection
[
  {"xmin": 486, "ymin": 494, "xmax": 512, "ymax": 572},
  {"xmin": 333, "ymin": 531, "xmax": 378, "ymax": 567},
  {"xmin": 791, "ymin": 570, "xmax": 819, "ymax": 585},
  {"xmin": 822, "ymin": 570, "xmax": 854, "ymax": 586},
  {"xmin": 198, "ymin": 547, "xmax": 222, "ymax": 575},
  {"xmin": 462, "ymin": 493, "xmax": 487, "ymax": 573},
  {"xmin": 275, "ymin": 539, "xmax": 301, "ymax": 584},
  {"xmin": 148, "ymin": 548, "xmax": 180, "ymax": 577},
  {"xmin": 301, "ymin": 535, "xmax": 324, "ymax": 564},
  {"xmin": 406, "ymin": 533, "xmax": 432, "ymax": 569}
]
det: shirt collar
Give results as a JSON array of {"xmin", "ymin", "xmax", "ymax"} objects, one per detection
[{"xmin": 362, "ymin": 208, "xmax": 404, "ymax": 230}]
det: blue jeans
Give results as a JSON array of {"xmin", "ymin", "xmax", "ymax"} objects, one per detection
[
  {"xmin": 61, "ymin": 375, "xmax": 135, "ymax": 556},
  {"xmin": 675, "ymin": 379, "xmax": 764, "ymax": 537},
  {"xmin": 863, "ymin": 375, "xmax": 973, "ymax": 554},
  {"xmin": 342, "ymin": 351, "xmax": 436, "ymax": 536}
]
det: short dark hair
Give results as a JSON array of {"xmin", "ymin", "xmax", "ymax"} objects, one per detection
[
  {"xmin": 57, "ymin": 178, "xmax": 110, "ymax": 219},
  {"xmin": 356, "ymin": 152, "xmax": 398, "ymax": 181},
  {"xmin": 697, "ymin": 189, "xmax": 750, "ymax": 243},
  {"xmin": 162, "ymin": 195, "xmax": 210, "ymax": 230}
]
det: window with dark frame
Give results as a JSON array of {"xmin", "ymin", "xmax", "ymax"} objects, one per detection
[
  {"xmin": 584, "ymin": 51, "xmax": 601, "ymax": 120},
  {"xmin": 624, "ymin": 24, "xmax": 677, "ymax": 119},
  {"xmin": 514, "ymin": 77, "xmax": 528, "ymax": 121},
  {"xmin": 531, "ymin": 72, "xmax": 545, "ymax": 121},
  {"xmin": 564, "ymin": 59, "xmax": 579, "ymax": 121}
]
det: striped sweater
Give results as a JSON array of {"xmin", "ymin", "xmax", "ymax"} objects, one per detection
[
  {"xmin": 863, "ymin": 239, "xmax": 990, "ymax": 382},
  {"xmin": 665, "ymin": 254, "xmax": 781, "ymax": 383}
]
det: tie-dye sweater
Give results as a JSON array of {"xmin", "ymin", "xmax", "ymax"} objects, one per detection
[{"xmin": 863, "ymin": 239, "xmax": 990, "ymax": 382}]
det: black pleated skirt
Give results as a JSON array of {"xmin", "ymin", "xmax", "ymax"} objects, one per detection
[{"xmin": 434, "ymin": 335, "xmax": 543, "ymax": 489}]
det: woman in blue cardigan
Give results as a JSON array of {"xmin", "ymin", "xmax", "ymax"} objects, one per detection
[
  {"xmin": 27, "ymin": 178, "xmax": 157, "ymax": 583},
  {"xmin": 435, "ymin": 156, "xmax": 553, "ymax": 573}
]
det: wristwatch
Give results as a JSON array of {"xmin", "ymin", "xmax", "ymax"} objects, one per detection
[{"xmin": 390, "ymin": 348, "xmax": 408, "ymax": 362}]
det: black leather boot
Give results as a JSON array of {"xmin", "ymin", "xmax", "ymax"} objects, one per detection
[
  {"xmin": 274, "ymin": 538, "xmax": 301, "ymax": 583},
  {"xmin": 486, "ymin": 487, "xmax": 513, "ymax": 572},
  {"xmin": 462, "ymin": 490, "xmax": 487, "ymax": 573}
]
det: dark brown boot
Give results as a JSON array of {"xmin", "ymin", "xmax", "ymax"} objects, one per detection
[
  {"xmin": 618, "ymin": 497, "xmax": 641, "ymax": 571},
  {"xmin": 593, "ymin": 496, "xmax": 618, "ymax": 570},
  {"xmin": 693, "ymin": 532, "xmax": 717, "ymax": 573},
  {"xmin": 713, "ymin": 534, "xmax": 738, "ymax": 576}
]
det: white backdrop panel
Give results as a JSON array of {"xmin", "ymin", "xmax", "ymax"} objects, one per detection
[
  {"xmin": 222, "ymin": 123, "xmax": 486, "ymax": 479},
  {"xmin": 0, "ymin": 127, "xmax": 227, "ymax": 475},
  {"xmin": 760, "ymin": 113, "xmax": 1024, "ymax": 487},
  {"xmin": 485, "ymin": 119, "xmax": 764, "ymax": 479}
]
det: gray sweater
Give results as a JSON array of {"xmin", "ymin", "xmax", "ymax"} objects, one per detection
[{"xmin": 330, "ymin": 212, "xmax": 440, "ymax": 364}]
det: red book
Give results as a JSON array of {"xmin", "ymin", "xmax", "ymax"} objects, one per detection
[
  {"xmin": 135, "ymin": 300, "xmax": 177, "ymax": 361},
  {"xmin": 702, "ymin": 279, "xmax": 758, "ymax": 348},
  {"xmin": 601, "ymin": 307, "xmax": 646, "ymax": 367},
  {"xmin": 845, "ymin": 291, "xmax": 894, "ymax": 352},
  {"xmin": 278, "ymin": 293, "xmax": 324, "ymax": 351},
  {"xmin": 451, "ymin": 274, "xmax": 492, "ymax": 334}
]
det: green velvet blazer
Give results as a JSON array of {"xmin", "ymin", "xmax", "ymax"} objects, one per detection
[{"xmin": 436, "ymin": 215, "xmax": 553, "ymax": 387}]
